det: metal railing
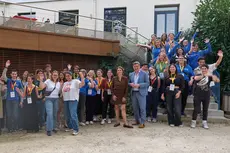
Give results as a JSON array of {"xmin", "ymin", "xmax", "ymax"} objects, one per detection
[{"xmin": 0, "ymin": 0, "xmax": 148, "ymax": 62}]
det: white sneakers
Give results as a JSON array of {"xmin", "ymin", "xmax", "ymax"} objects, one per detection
[
  {"xmin": 147, "ymin": 117, "xmax": 151, "ymax": 122},
  {"xmin": 93, "ymin": 116, "xmax": 97, "ymax": 122},
  {"xmin": 107, "ymin": 119, "xmax": 112, "ymax": 124},
  {"xmin": 72, "ymin": 130, "xmax": 79, "ymax": 136},
  {"xmin": 191, "ymin": 120, "xmax": 197, "ymax": 128},
  {"xmin": 79, "ymin": 122, "xmax": 86, "ymax": 126},
  {"xmin": 90, "ymin": 121, "xmax": 94, "ymax": 125},
  {"xmin": 85, "ymin": 121, "xmax": 89, "ymax": 125},
  {"xmin": 101, "ymin": 119, "xmax": 112, "ymax": 125},
  {"xmin": 101, "ymin": 119, "xmax": 105, "ymax": 125},
  {"xmin": 202, "ymin": 120, "xmax": 209, "ymax": 129},
  {"xmin": 190, "ymin": 120, "xmax": 209, "ymax": 129},
  {"xmin": 152, "ymin": 118, "xmax": 157, "ymax": 123},
  {"xmin": 169, "ymin": 124, "xmax": 175, "ymax": 127}
]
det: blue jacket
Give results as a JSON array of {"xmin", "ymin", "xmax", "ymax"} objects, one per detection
[
  {"xmin": 183, "ymin": 32, "xmax": 198, "ymax": 53},
  {"xmin": 152, "ymin": 47, "xmax": 161, "ymax": 64},
  {"xmin": 6, "ymin": 78, "xmax": 23, "ymax": 101},
  {"xmin": 176, "ymin": 64, "xmax": 194, "ymax": 82},
  {"xmin": 167, "ymin": 43, "xmax": 181, "ymax": 60},
  {"xmin": 78, "ymin": 78, "xmax": 89, "ymax": 95},
  {"xmin": 188, "ymin": 42, "xmax": 212, "ymax": 70},
  {"xmin": 129, "ymin": 70, "xmax": 149, "ymax": 96},
  {"xmin": 86, "ymin": 79, "xmax": 98, "ymax": 96}
]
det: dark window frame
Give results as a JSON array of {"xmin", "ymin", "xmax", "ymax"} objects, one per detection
[
  {"xmin": 104, "ymin": 7, "xmax": 127, "ymax": 35},
  {"xmin": 154, "ymin": 5, "xmax": 180, "ymax": 36},
  {"xmin": 58, "ymin": 10, "xmax": 79, "ymax": 25}
]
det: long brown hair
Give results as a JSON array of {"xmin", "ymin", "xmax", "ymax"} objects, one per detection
[{"xmin": 51, "ymin": 70, "xmax": 59, "ymax": 82}]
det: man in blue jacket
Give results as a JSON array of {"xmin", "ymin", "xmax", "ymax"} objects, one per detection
[
  {"xmin": 129, "ymin": 61, "xmax": 149, "ymax": 128},
  {"xmin": 187, "ymin": 38, "xmax": 212, "ymax": 70},
  {"xmin": 2, "ymin": 60, "xmax": 23, "ymax": 132}
]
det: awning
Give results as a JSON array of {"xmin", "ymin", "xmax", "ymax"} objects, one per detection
[{"xmin": 13, "ymin": 15, "xmax": 37, "ymax": 21}]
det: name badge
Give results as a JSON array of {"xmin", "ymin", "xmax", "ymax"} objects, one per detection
[
  {"xmin": 181, "ymin": 73, "xmax": 185, "ymax": 77},
  {"xmin": 88, "ymin": 89, "xmax": 92, "ymax": 95},
  {"xmin": 27, "ymin": 97, "xmax": 32, "ymax": 104},
  {"xmin": 148, "ymin": 86, "xmax": 153, "ymax": 92},
  {"xmin": 159, "ymin": 73, "xmax": 164, "ymax": 79},
  {"xmin": 97, "ymin": 89, "xmax": 101, "ymax": 95},
  {"xmin": 10, "ymin": 91, "xmax": 15, "ymax": 98},
  {"xmin": 107, "ymin": 89, "xmax": 112, "ymax": 95},
  {"xmin": 210, "ymin": 81, "xmax": 215, "ymax": 87},
  {"xmin": 169, "ymin": 84, "xmax": 175, "ymax": 91}
]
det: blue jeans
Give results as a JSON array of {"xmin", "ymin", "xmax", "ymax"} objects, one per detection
[
  {"xmin": 36, "ymin": 100, "xmax": 45, "ymax": 127},
  {"xmin": 64, "ymin": 100, "xmax": 79, "ymax": 131},
  {"xmin": 45, "ymin": 98, "xmax": 59, "ymax": 132},
  {"xmin": 6, "ymin": 100, "xmax": 19, "ymax": 131},
  {"xmin": 131, "ymin": 92, "xmax": 146, "ymax": 124}
]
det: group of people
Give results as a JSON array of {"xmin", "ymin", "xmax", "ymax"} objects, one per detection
[
  {"xmin": 0, "ymin": 29, "xmax": 223, "ymax": 137},
  {"xmin": 136, "ymin": 30, "xmax": 223, "ymax": 128}
]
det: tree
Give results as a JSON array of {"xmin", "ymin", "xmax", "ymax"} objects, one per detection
[{"xmin": 191, "ymin": 0, "xmax": 230, "ymax": 91}]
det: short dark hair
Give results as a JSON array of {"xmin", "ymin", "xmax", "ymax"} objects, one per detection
[
  {"xmin": 11, "ymin": 69, "xmax": 17, "ymax": 73},
  {"xmin": 201, "ymin": 64, "xmax": 209, "ymax": 69},
  {"xmin": 198, "ymin": 57, "xmax": 206, "ymax": 62},
  {"xmin": 45, "ymin": 64, "xmax": 51, "ymax": 68},
  {"xmin": 133, "ymin": 61, "xmax": 140, "ymax": 65},
  {"xmin": 36, "ymin": 69, "xmax": 43, "ymax": 74},
  {"xmin": 141, "ymin": 63, "xmax": 148, "ymax": 67}
]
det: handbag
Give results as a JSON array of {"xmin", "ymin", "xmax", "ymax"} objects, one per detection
[{"xmin": 44, "ymin": 83, "xmax": 56, "ymax": 97}]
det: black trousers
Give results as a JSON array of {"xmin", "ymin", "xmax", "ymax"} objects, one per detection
[
  {"xmin": 181, "ymin": 82, "xmax": 189, "ymax": 113},
  {"xmin": 192, "ymin": 92, "xmax": 210, "ymax": 121},
  {"xmin": 102, "ymin": 91, "xmax": 114, "ymax": 119},
  {"xmin": 94, "ymin": 94, "xmax": 102, "ymax": 115},
  {"xmin": 86, "ymin": 96, "xmax": 96, "ymax": 122},
  {"xmin": 159, "ymin": 79, "xmax": 166, "ymax": 108},
  {"xmin": 166, "ymin": 89, "xmax": 182, "ymax": 126},
  {"xmin": 78, "ymin": 93, "xmax": 86, "ymax": 122},
  {"xmin": 146, "ymin": 89, "xmax": 159, "ymax": 118}
]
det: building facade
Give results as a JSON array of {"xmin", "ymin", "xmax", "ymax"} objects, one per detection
[{"xmin": 1, "ymin": 0, "xmax": 200, "ymax": 38}]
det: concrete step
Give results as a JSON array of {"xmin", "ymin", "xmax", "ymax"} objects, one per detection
[
  {"xmin": 187, "ymin": 96, "xmax": 215, "ymax": 103},
  {"xmin": 185, "ymin": 108, "xmax": 224, "ymax": 117},
  {"xmin": 158, "ymin": 107, "xmax": 224, "ymax": 117},
  {"xmin": 186, "ymin": 102, "xmax": 218, "ymax": 110},
  {"xmin": 156, "ymin": 113, "xmax": 230, "ymax": 124}
]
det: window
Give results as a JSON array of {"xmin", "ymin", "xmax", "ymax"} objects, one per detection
[
  {"xmin": 154, "ymin": 5, "xmax": 179, "ymax": 37},
  {"xmin": 58, "ymin": 10, "xmax": 79, "ymax": 26},
  {"xmin": 104, "ymin": 7, "xmax": 127, "ymax": 36},
  {"xmin": 18, "ymin": 12, "xmax": 36, "ymax": 19}
]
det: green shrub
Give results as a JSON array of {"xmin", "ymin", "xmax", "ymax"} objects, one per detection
[{"xmin": 191, "ymin": 0, "xmax": 230, "ymax": 91}]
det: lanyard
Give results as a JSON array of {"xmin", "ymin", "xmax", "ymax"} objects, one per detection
[
  {"xmin": 150, "ymin": 77, "xmax": 157, "ymax": 85},
  {"xmin": 159, "ymin": 62, "xmax": 164, "ymax": 72},
  {"xmin": 27, "ymin": 84, "xmax": 35, "ymax": 96},
  {"xmin": 73, "ymin": 73, "xmax": 79, "ymax": 79},
  {"xmin": 107, "ymin": 79, "xmax": 112, "ymax": 88},
  {"xmin": 11, "ymin": 81, "xmax": 16, "ymax": 91},
  {"xmin": 179, "ymin": 65, "xmax": 184, "ymax": 73},
  {"xmin": 97, "ymin": 78, "xmax": 103, "ymax": 87},
  {"xmin": 170, "ymin": 74, "xmax": 176, "ymax": 84}
]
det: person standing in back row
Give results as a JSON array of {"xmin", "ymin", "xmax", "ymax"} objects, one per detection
[{"xmin": 129, "ymin": 61, "xmax": 149, "ymax": 128}]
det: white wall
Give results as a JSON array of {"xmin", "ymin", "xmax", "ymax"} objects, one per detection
[{"xmin": 0, "ymin": 0, "xmax": 199, "ymax": 38}]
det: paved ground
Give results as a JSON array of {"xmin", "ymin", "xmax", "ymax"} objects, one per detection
[{"xmin": 0, "ymin": 122, "xmax": 230, "ymax": 153}]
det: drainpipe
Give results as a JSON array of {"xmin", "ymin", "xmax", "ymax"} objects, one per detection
[{"xmin": 94, "ymin": 0, "xmax": 97, "ymax": 37}]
